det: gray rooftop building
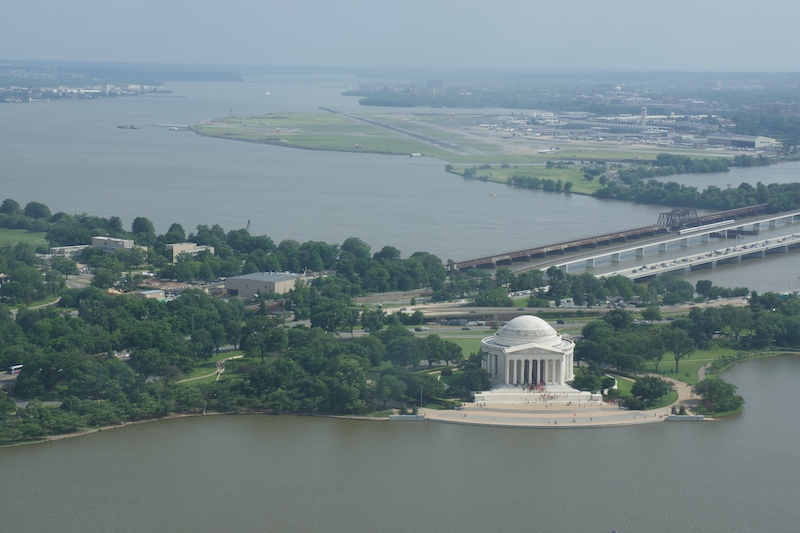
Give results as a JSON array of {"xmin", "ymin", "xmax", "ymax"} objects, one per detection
[{"xmin": 225, "ymin": 272, "xmax": 300, "ymax": 298}]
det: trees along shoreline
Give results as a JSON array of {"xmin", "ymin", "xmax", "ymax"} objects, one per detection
[{"xmin": 1, "ymin": 199, "xmax": 796, "ymax": 443}]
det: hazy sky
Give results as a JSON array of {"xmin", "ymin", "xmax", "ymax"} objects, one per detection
[{"xmin": 3, "ymin": 0, "xmax": 799, "ymax": 71}]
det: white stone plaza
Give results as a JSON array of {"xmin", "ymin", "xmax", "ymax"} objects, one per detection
[{"xmin": 475, "ymin": 315, "xmax": 601, "ymax": 405}]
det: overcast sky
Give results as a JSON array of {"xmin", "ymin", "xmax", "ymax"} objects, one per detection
[{"xmin": 2, "ymin": 0, "xmax": 799, "ymax": 72}]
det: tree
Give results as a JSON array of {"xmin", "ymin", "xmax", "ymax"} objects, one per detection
[
  {"xmin": 694, "ymin": 378, "xmax": 744, "ymax": 413},
  {"xmin": 695, "ymin": 280, "xmax": 713, "ymax": 298},
  {"xmin": 631, "ymin": 376, "xmax": 672, "ymax": 404},
  {"xmin": 571, "ymin": 366, "xmax": 602, "ymax": 393},
  {"xmin": 0, "ymin": 198, "xmax": 21, "ymax": 215},
  {"xmin": 641, "ymin": 306, "xmax": 662, "ymax": 325},
  {"xmin": 163, "ymin": 223, "xmax": 186, "ymax": 244},
  {"xmin": 421, "ymin": 335, "xmax": 447, "ymax": 368},
  {"xmin": 643, "ymin": 334, "xmax": 665, "ymax": 373},
  {"xmin": 310, "ymin": 297, "xmax": 356, "ymax": 334},
  {"xmin": 603, "ymin": 308, "xmax": 635, "ymax": 330},
  {"xmin": 225, "ymin": 321, "xmax": 243, "ymax": 349},
  {"xmin": 385, "ymin": 335, "xmax": 421, "ymax": 369},
  {"xmin": 50, "ymin": 257, "xmax": 79, "ymax": 278},
  {"xmin": 661, "ymin": 327, "xmax": 695, "ymax": 373},
  {"xmin": 374, "ymin": 374, "xmax": 406, "ymax": 407},
  {"xmin": 190, "ymin": 329, "xmax": 215, "ymax": 362},
  {"xmin": 23, "ymin": 201, "xmax": 51, "ymax": 220},
  {"xmin": 360, "ymin": 308, "xmax": 386, "ymax": 333}
]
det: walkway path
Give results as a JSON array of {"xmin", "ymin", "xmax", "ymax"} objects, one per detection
[{"xmin": 423, "ymin": 371, "xmax": 702, "ymax": 428}]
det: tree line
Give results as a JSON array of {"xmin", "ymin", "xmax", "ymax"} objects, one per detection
[
  {"xmin": 0, "ymin": 207, "xmax": 492, "ymax": 443},
  {"xmin": 0, "ymin": 198, "xmax": 447, "ymax": 297}
]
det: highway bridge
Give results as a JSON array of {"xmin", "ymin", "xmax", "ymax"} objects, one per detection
[
  {"xmin": 530, "ymin": 209, "xmax": 800, "ymax": 275},
  {"xmin": 604, "ymin": 232, "xmax": 800, "ymax": 281},
  {"xmin": 452, "ymin": 204, "xmax": 767, "ymax": 271}
]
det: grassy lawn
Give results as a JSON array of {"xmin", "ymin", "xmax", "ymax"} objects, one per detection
[
  {"xmin": 363, "ymin": 409, "xmax": 394, "ymax": 417},
  {"xmin": 181, "ymin": 374, "xmax": 220, "ymax": 385},
  {"xmin": 610, "ymin": 373, "xmax": 678, "ymax": 410},
  {"xmin": 0, "ymin": 228, "xmax": 47, "ymax": 246},
  {"xmin": 10, "ymin": 295, "xmax": 61, "ymax": 311},
  {"xmin": 613, "ymin": 375, "xmax": 635, "ymax": 396},
  {"xmin": 183, "ymin": 350, "xmax": 245, "ymax": 380},
  {"xmin": 645, "ymin": 346, "xmax": 741, "ymax": 386},
  {"xmin": 443, "ymin": 337, "xmax": 483, "ymax": 356}
]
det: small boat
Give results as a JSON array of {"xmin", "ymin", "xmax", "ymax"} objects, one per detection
[{"xmin": 117, "ymin": 125, "xmax": 140, "ymax": 129}]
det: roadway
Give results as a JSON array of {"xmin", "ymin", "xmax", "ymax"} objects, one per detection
[{"xmin": 453, "ymin": 204, "xmax": 769, "ymax": 270}]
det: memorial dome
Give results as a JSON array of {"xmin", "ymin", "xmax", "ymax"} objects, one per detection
[{"xmin": 493, "ymin": 315, "xmax": 560, "ymax": 347}]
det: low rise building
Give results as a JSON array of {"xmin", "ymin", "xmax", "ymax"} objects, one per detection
[
  {"xmin": 92, "ymin": 236, "xmax": 135, "ymax": 253},
  {"xmin": 226, "ymin": 272, "xmax": 301, "ymax": 299},
  {"xmin": 135, "ymin": 289, "xmax": 165, "ymax": 300},
  {"xmin": 706, "ymin": 134, "xmax": 781, "ymax": 150},
  {"xmin": 165, "ymin": 242, "xmax": 215, "ymax": 263},
  {"xmin": 49, "ymin": 244, "xmax": 89, "ymax": 259}
]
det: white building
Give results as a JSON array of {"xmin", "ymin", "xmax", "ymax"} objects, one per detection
[
  {"xmin": 475, "ymin": 316, "xmax": 598, "ymax": 405},
  {"xmin": 481, "ymin": 315, "xmax": 575, "ymax": 386},
  {"xmin": 165, "ymin": 242, "xmax": 215, "ymax": 263},
  {"xmin": 92, "ymin": 236, "xmax": 135, "ymax": 253}
]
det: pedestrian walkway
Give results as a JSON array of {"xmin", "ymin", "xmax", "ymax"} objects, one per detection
[
  {"xmin": 422, "ymin": 401, "xmax": 667, "ymax": 428},
  {"xmin": 423, "ymin": 371, "xmax": 702, "ymax": 428}
]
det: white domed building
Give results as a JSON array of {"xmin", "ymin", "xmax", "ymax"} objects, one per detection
[{"xmin": 476, "ymin": 315, "xmax": 596, "ymax": 405}]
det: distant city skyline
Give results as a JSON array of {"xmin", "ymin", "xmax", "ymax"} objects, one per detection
[{"xmin": 2, "ymin": 0, "xmax": 799, "ymax": 72}]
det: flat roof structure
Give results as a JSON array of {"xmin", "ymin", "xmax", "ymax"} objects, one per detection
[{"xmin": 226, "ymin": 272, "xmax": 301, "ymax": 298}]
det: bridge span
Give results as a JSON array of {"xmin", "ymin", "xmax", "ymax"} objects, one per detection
[{"xmin": 453, "ymin": 204, "xmax": 768, "ymax": 271}]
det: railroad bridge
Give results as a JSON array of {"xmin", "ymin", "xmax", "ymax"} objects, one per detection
[{"xmin": 452, "ymin": 204, "xmax": 767, "ymax": 271}]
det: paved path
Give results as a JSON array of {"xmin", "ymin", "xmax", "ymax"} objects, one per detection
[{"xmin": 422, "ymin": 401, "xmax": 668, "ymax": 428}]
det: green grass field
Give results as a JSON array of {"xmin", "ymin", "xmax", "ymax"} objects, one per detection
[
  {"xmin": 181, "ymin": 350, "xmax": 245, "ymax": 381},
  {"xmin": 0, "ymin": 228, "xmax": 47, "ymax": 246},
  {"xmin": 192, "ymin": 111, "xmax": 730, "ymax": 167}
]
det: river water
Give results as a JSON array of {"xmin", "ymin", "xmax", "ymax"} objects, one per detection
[
  {"xmin": 0, "ymin": 355, "xmax": 798, "ymax": 533},
  {"xmin": 3, "ymin": 78, "xmax": 800, "ymax": 531},
  {"xmin": 3, "ymin": 80, "xmax": 800, "ymax": 290}
]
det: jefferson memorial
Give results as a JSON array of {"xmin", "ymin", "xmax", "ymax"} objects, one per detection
[{"xmin": 475, "ymin": 315, "xmax": 600, "ymax": 405}]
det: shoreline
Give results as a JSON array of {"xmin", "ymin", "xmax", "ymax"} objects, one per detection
[
  {"xmin": 0, "ymin": 410, "xmax": 392, "ymax": 449},
  {"xmin": 6, "ymin": 353, "xmax": 783, "ymax": 448}
]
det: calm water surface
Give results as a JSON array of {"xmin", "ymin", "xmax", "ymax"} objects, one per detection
[
  {"xmin": 0, "ymin": 355, "xmax": 798, "ymax": 533},
  {"xmin": 0, "ymin": 82, "xmax": 685, "ymax": 262}
]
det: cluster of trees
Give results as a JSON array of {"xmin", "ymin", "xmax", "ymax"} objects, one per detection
[
  {"xmin": 614, "ymin": 155, "xmax": 730, "ymax": 185},
  {"xmin": 575, "ymin": 288, "xmax": 800, "ymax": 385},
  {"xmin": 443, "ymin": 265, "xmax": 734, "ymax": 311},
  {"xmin": 507, "ymin": 175, "xmax": 573, "ymax": 193},
  {"xmin": 694, "ymin": 378, "xmax": 744, "ymax": 413},
  {"xmin": 0, "ymin": 284, "xmax": 483, "ymax": 442},
  {"xmin": 652, "ymin": 154, "xmax": 731, "ymax": 174},
  {"xmin": 0, "ymin": 242, "xmax": 63, "ymax": 304},
  {"xmin": 0, "ymin": 198, "xmax": 448, "ymax": 297},
  {"xmin": 0, "ymin": 224, "xmax": 494, "ymax": 443},
  {"xmin": 594, "ymin": 178, "xmax": 800, "ymax": 213}
]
